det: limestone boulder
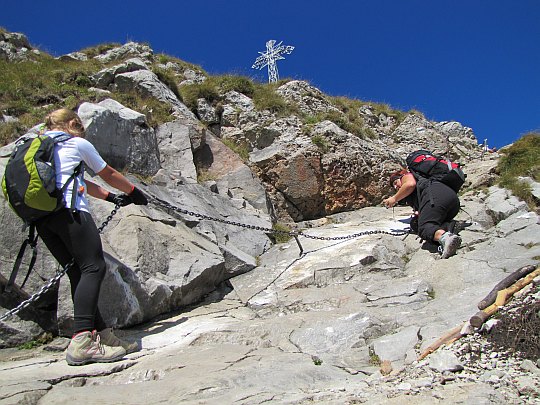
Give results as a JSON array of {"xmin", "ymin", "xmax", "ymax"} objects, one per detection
[
  {"xmin": 93, "ymin": 42, "xmax": 153, "ymax": 64},
  {"xmin": 276, "ymin": 80, "xmax": 339, "ymax": 116},
  {"xmin": 78, "ymin": 99, "xmax": 161, "ymax": 176},
  {"xmin": 114, "ymin": 69, "xmax": 196, "ymax": 120}
]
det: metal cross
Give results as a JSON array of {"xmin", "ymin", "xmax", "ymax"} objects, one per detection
[{"xmin": 252, "ymin": 40, "xmax": 294, "ymax": 83}]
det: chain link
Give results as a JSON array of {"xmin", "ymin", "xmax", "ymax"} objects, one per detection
[
  {"xmin": 148, "ymin": 195, "xmax": 410, "ymax": 241},
  {"xmin": 1, "ymin": 205, "xmax": 120, "ymax": 322},
  {"xmin": 2, "ymin": 196, "xmax": 409, "ymax": 322}
]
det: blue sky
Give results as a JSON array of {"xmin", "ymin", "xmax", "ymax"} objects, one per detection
[{"xmin": 2, "ymin": 0, "xmax": 539, "ymax": 148}]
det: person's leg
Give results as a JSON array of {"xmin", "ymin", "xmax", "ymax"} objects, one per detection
[
  {"xmin": 417, "ymin": 182, "xmax": 460, "ymax": 243},
  {"xmin": 37, "ymin": 209, "xmax": 125, "ymax": 365},
  {"xmin": 37, "ymin": 210, "xmax": 106, "ymax": 333}
]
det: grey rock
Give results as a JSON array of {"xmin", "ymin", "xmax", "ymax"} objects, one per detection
[
  {"xmin": 276, "ymin": 80, "xmax": 339, "ymax": 116},
  {"xmin": 518, "ymin": 176, "xmax": 540, "ymax": 200},
  {"xmin": 93, "ymin": 42, "xmax": 153, "ymax": 63},
  {"xmin": 57, "ymin": 52, "xmax": 88, "ymax": 62},
  {"xmin": 114, "ymin": 69, "xmax": 195, "ymax": 120},
  {"xmin": 91, "ymin": 57, "xmax": 149, "ymax": 88},
  {"xmin": 371, "ymin": 325, "xmax": 420, "ymax": 363},
  {"xmin": 78, "ymin": 99, "xmax": 161, "ymax": 176},
  {"xmin": 520, "ymin": 359, "xmax": 540, "ymax": 375},
  {"xmin": 485, "ymin": 186, "xmax": 528, "ymax": 224},
  {"xmin": 196, "ymin": 98, "xmax": 219, "ymax": 124},
  {"xmin": 155, "ymin": 119, "xmax": 199, "ymax": 185},
  {"xmin": 428, "ymin": 350, "xmax": 464, "ymax": 372}
]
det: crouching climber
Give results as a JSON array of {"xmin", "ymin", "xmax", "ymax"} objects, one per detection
[{"xmin": 383, "ymin": 169, "xmax": 462, "ymax": 259}]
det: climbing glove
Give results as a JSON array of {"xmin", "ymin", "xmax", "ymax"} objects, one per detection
[
  {"xmin": 105, "ymin": 192, "xmax": 133, "ymax": 207},
  {"xmin": 129, "ymin": 186, "xmax": 148, "ymax": 205}
]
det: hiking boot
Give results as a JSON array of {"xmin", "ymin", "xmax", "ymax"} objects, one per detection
[
  {"xmin": 438, "ymin": 232, "xmax": 462, "ymax": 259},
  {"xmin": 98, "ymin": 328, "xmax": 139, "ymax": 354},
  {"xmin": 66, "ymin": 330, "xmax": 126, "ymax": 366}
]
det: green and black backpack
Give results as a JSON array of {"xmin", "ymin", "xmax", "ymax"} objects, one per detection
[
  {"xmin": 1, "ymin": 131, "xmax": 82, "ymax": 223},
  {"xmin": 1, "ymin": 129, "xmax": 81, "ymax": 291}
]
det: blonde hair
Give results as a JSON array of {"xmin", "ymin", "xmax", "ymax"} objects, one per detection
[{"xmin": 45, "ymin": 108, "xmax": 85, "ymax": 137}]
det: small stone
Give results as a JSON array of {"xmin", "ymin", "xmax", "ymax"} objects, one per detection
[
  {"xmin": 380, "ymin": 360, "xmax": 393, "ymax": 376},
  {"xmin": 487, "ymin": 375, "xmax": 500, "ymax": 384},
  {"xmin": 514, "ymin": 376, "xmax": 538, "ymax": 395},
  {"xmin": 396, "ymin": 382, "xmax": 412, "ymax": 391},
  {"xmin": 413, "ymin": 378, "xmax": 433, "ymax": 388},
  {"xmin": 428, "ymin": 350, "xmax": 464, "ymax": 373},
  {"xmin": 520, "ymin": 359, "xmax": 540, "ymax": 375}
]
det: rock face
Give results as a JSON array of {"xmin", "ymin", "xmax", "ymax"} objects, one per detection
[
  {"xmin": 0, "ymin": 33, "xmax": 540, "ymax": 404},
  {"xmin": 0, "ymin": 31, "xmax": 539, "ymax": 404},
  {"xmin": 0, "ymin": 99, "xmax": 272, "ymax": 345},
  {"xmin": 79, "ymin": 99, "xmax": 161, "ymax": 176},
  {"xmin": 0, "ymin": 31, "xmax": 38, "ymax": 61},
  {"xmin": 0, "ymin": 31, "xmax": 502, "ymax": 344},
  {"xmin": 1, "ymin": 158, "xmax": 539, "ymax": 403}
]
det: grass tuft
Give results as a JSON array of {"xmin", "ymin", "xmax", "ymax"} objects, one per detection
[{"xmin": 498, "ymin": 132, "xmax": 540, "ymax": 210}]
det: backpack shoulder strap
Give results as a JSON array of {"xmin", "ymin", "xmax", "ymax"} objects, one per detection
[
  {"xmin": 49, "ymin": 132, "xmax": 73, "ymax": 143},
  {"xmin": 5, "ymin": 224, "xmax": 39, "ymax": 292}
]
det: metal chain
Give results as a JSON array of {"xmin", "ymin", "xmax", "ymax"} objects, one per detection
[
  {"xmin": 2, "ymin": 195, "xmax": 409, "ymax": 322},
  {"xmin": 148, "ymin": 195, "xmax": 410, "ymax": 241},
  {"xmin": 0, "ymin": 205, "xmax": 120, "ymax": 322}
]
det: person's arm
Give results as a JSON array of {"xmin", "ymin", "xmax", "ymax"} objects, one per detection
[
  {"xmin": 86, "ymin": 180, "xmax": 110, "ymax": 200},
  {"xmin": 383, "ymin": 173, "xmax": 416, "ymax": 208},
  {"xmin": 96, "ymin": 165, "xmax": 148, "ymax": 205},
  {"xmin": 96, "ymin": 165, "xmax": 134, "ymax": 194},
  {"xmin": 77, "ymin": 138, "xmax": 147, "ymax": 205}
]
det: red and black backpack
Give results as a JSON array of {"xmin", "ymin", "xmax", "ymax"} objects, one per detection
[{"xmin": 406, "ymin": 150, "xmax": 466, "ymax": 193}]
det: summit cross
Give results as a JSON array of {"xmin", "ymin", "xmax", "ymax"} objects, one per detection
[{"xmin": 252, "ymin": 40, "xmax": 294, "ymax": 83}]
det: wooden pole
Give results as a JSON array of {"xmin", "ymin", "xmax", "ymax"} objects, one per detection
[
  {"xmin": 418, "ymin": 323, "xmax": 465, "ymax": 361},
  {"xmin": 470, "ymin": 267, "xmax": 540, "ymax": 328},
  {"xmin": 418, "ymin": 265, "xmax": 540, "ymax": 360},
  {"xmin": 477, "ymin": 265, "xmax": 537, "ymax": 309}
]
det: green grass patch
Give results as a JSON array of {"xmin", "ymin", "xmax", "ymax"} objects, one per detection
[
  {"xmin": 152, "ymin": 66, "xmax": 182, "ymax": 101},
  {"xmin": 0, "ymin": 120, "xmax": 26, "ymax": 146},
  {"xmin": 112, "ymin": 91, "xmax": 175, "ymax": 128},
  {"xmin": 370, "ymin": 102, "xmax": 407, "ymax": 122},
  {"xmin": 197, "ymin": 168, "xmax": 217, "ymax": 183},
  {"xmin": 311, "ymin": 134, "xmax": 330, "ymax": 152},
  {"xmin": 327, "ymin": 96, "xmax": 407, "ymax": 137},
  {"xmin": 179, "ymin": 74, "xmax": 256, "ymax": 113},
  {"xmin": 79, "ymin": 43, "xmax": 122, "ymax": 58},
  {"xmin": 221, "ymin": 137, "xmax": 250, "ymax": 161},
  {"xmin": 179, "ymin": 81, "xmax": 221, "ymax": 112},
  {"xmin": 271, "ymin": 222, "xmax": 293, "ymax": 243},
  {"xmin": 213, "ymin": 75, "xmax": 255, "ymax": 98},
  {"xmin": 252, "ymin": 83, "xmax": 293, "ymax": 115},
  {"xmin": 368, "ymin": 348, "xmax": 381, "ymax": 366},
  {"xmin": 17, "ymin": 332, "xmax": 53, "ymax": 350},
  {"xmin": 498, "ymin": 132, "xmax": 540, "ymax": 210},
  {"xmin": 0, "ymin": 55, "xmax": 106, "ymax": 144}
]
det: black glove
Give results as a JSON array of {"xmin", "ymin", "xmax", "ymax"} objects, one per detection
[
  {"xmin": 129, "ymin": 186, "xmax": 148, "ymax": 205},
  {"xmin": 105, "ymin": 192, "xmax": 133, "ymax": 207}
]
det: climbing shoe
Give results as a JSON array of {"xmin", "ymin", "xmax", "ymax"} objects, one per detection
[
  {"xmin": 98, "ymin": 328, "xmax": 139, "ymax": 354},
  {"xmin": 438, "ymin": 232, "xmax": 462, "ymax": 259},
  {"xmin": 66, "ymin": 330, "xmax": 126, "ymax": 366}
]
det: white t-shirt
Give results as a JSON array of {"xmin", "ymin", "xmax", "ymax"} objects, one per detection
[{"xmin": 46, "ymin": 131, "xmax": 107, "ymax": 213}]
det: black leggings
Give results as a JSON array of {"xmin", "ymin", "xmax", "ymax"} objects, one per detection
[
  {"xmin": 417, "ymin": 182, "xmax": 460, "ymax": 242},
  {"xmin": 36, "ymin": 209, "xmax": 107, "ymax": 333}
]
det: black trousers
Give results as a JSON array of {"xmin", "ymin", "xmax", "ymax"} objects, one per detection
[
  {"xmin": 417, "ymin": 181, "xmax": 460, "ymax": 242},
  {"xmin": 36, "ymin": 209, "xmax": 107, "ymax": 334}
]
